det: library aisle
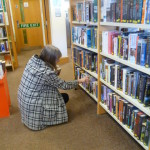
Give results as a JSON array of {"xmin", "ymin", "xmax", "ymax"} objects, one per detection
[{"xmin": 0, "ymin": 49, "xmax": 143, "ymax": 150}]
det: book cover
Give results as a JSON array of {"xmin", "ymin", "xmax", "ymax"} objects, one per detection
[
  {"xmin": 89, "ymin": 1, "xmax": 94, "ymax": 22},
  {"xmin": 87, "ymin": 28, "xmax": 92, "ymax": 47},
  {"xmin": 114, "ymin": 37, "xmax": 118, "ymax": 56},
  {"xmin": 112, "ymin": 94, "xmax": 117, "ymax": 114},
  {"xmin": 94, "ymin": 0, "xmax": 98, "ymax": 22},
  {"xmin": 116, "ymin": 95, "xmax": 120, "ymax": 118},
  {"xmin": 132, "ymin": 0, "xmax": 137, "ymax": 23},
  {"xmin": 145, "ymin": 36, "xmax": 150, "ymax": 68},
  {"xmin": 136, "ymin": 39, "xmax": 142, "ymax": 65},
  {"xmin": 144, "ymin": 77, "xmax": 150, "ymax": 106},
  {"xmin": 122, "ymin": 36, "xmax": 128, "ymax": 60},
  {"xmin": 140, "ymin": 122, "xmax": 146, "ymax": 142},
  {"xmin": 137, "ymin": 114, "xmax": 147, "ymax": 140},
  {"xmin": 110, "ymin": 65, "xmax": 115, "ymax": 86},
  {"xmin": 128, "ymin": 34, "xmax": 138, "ymax": 64},
  {"xmin": 145, "ymin": 0, "xmax": 150, "ymax": 24},
  {"xmin": 131, "ymin": 110, "xmax": 139, "ymax": 130},
  {"xmin": 141, "ymin": 0, "xmax": 147, "ymax": 24},
  {"xmin": 116, "ymin": 0, "xmax": 121, "ymax": 22},
  {"xmin": 122, "ymin": 0, "xmax": 128, "ymax": 22},
  {"xmin": 127, "ymin": 0, "xmax": 131, "ymax": 22},
  {"xmin": 136, "ymin": 0, "xmax": 143, "ymax": 24},
  {"xmin": 144, "ymin": 119, "xmax": 150, "ymax": 146},
  {"xmin": 86, "ymin": 2, "xmax": 90, "ymax": 22},
  {"xmin": 140, "ymin": 39, "xmax": 147, "ymax": 66},
  {"xmin": 123, "ymin": 101, "xmax": 128, "ymax": 124},
  {"xmin": 139, "ymin": 75, "xmax": 147, "ymax": 103},
  {"xmin": 129, "ymin": 0, "xmax": 134, "ymax": 23}
]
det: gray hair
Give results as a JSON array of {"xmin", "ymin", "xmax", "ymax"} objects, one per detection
[{"xmin": 39, "ymin": 45, "xmax": 62, "ymax": 69}]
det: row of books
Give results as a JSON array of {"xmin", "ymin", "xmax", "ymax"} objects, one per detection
[
  {"xmin": 101, "ymin": 85, "xmax": 150, "ymax": 147},
  {"xmin": 101, "ymin": 0, "xmax": 150, "ymax": 24},
  {"xmin": 72, "ymin": 26, "xmax": 97, "ymax": 49},
  {"xmin": 0, "ymin": 27, "xmax": 6, "ymax": 38},
  {"xmin": 0, "ymin": 60, "xmax": 5, "ymax": 79},
  {"xmin": 75, "ymin": 66, "xmax": 98, "ymax": 98},
  {"xmin": 100, "ymin": 58, "xmax": 150, "ymax": 106},
  {"xmin": 72, "ymin": 0, "xmax": 97, "ymax": 23},
  {"xmin": 73, "ymin": 47, "xmax": 98, "ymax": 73},
  {"xmin": 102, "ymin": 30, "xmax": 150, "ymax": 68},
  {"xmin": 0, "ymin": 41, "xmax": 9, "ymax": 52}
]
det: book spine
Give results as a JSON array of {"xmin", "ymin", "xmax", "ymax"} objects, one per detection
[
  {"xmin": 144, "ymin": 77, "xmax": 150, "ymax": 106},
  {"xmin": 94, "ymin": 0, "xmax": 98, "ymax": 22},
  {"xmin": 145, "ymin": 36, "xmax": 150, "ymax": 68},
  {"xmin": 122, "ymin": 0, "xmax": 128, "ymax": 22},
  {"xmin": 140, "ymin": 39, "xmax": 147, "ymax": 66}
]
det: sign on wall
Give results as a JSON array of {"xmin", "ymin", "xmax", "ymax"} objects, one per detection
[{"xmin": 20, "ymin": 23, "xmax": 40, "ymax": 28}]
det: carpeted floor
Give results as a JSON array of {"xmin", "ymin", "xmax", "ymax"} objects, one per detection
[{"xmin": 0, "ymin": 49, "xmax": 143, "ymax": 150}]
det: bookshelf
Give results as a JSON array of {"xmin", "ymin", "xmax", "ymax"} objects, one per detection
[
  {"xmin": 70, "ymin": 0, "xmax": 150, "ymax": 149},
  {"xmin": 98, "ymin": 1, "xmax": 150, "ymax": 150},
  {"xmin": 0, "ymin": 0, "xmax": 18, "ymax": 71}
]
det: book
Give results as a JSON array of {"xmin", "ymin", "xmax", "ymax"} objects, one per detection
[
  {"xmin": 94, "ymin": 0, "xmax": 98, "ymax": 22},
  {"xmin": 144, "ymin": 119, "xmax": 150, "ymax": 146},
  {"xmin": 145, "ymin": 36, "xmax": 150, "ymax": 68},
  {"xmin": 144, "ymin": 77, "xmax": 150, "ymax": 106}
]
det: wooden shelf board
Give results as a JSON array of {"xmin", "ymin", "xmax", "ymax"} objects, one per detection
[
  {"xmin": 79, "ymin": 84, "xmax": 98, "ymax": 102},
  {"xmin": 100, "ymin": 52, "xmax": 150, "ymax": 75},
  {"xmin": 73, "ymin": 43, "xmax": 98, "ymax": 53},
  {"xmin": 72, "ymin": 21, "xmax": 98, "ymax": 26},
  {"xmin": 100, "ymin": 22, "xmax": 150, "ymax": 29},
  {"xmin": 0, "ymin": 51, "xmax": 10, "ymax": 54},
  {"xmin": 6, "ymin": 64, "xmax": 12, "ymax": 67},
  {"xmin": 75, "ymin": 63, "xmax": 98, "ymax": 79},
  {"xmin": 100, "ymin": 102, "xmax": 148, "ymax": 150},
  {"xmin": 0, "ymin": 37, "xmax": 8, "ymax": 40},
  {"xmin": 100, "ymin": 78, "xmax": 150, "ymax": 116}
]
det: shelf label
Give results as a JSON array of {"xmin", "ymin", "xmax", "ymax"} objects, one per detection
[{"xmin": 20, "ymin": 23, "xmax": 40, "ymax": 28}]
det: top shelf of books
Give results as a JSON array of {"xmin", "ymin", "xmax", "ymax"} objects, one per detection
[{"xmin": 100, "ymin": 22, "xmax": 150, "ymax": 30}]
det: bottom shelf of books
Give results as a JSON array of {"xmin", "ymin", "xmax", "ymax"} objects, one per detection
[
  {"xmin": 100, "ymin": 102, "xmax": 149, "ymax": 150},
  {"xmin": 79, "ymin": 84, "xmax": 97, "ymax": 102}
]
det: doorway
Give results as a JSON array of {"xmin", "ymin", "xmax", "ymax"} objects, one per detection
[{"xmin": 11, "ymin": 0, "xmax": 45, "ymax": 52}]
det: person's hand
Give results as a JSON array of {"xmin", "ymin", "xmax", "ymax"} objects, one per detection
[{"xmin": 78, "ymin": 76, "xmax": 89, "ymax": 84}]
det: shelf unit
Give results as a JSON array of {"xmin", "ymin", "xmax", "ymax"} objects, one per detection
[
  {"xmin": 0, "ymin": 0, "xmax": 18, "ymax": 71},
  {"xmin": 70, "ymin": 0, "xmax": 150, "ymax": 149},
  {"xmin": 98, "ymin": 1, "xmax": 150, "ymax": 150},
  {"xmin": 70, "ymin": 0, "xmax": 99, "ymax": 103},
  {"xmin": 100, "ymin": 102, "xmax": 148, "ymax": 150}
]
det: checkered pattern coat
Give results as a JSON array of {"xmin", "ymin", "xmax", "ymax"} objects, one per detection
[{"xmin": 18, "ymin": 55, "xmax": 78, "ymax": 130}]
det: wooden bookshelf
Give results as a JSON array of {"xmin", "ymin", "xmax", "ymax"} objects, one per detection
[
  {"xmin": 70, "ymin": 0, "xmax": 150, "ymax": 149},
  {"xmin": 0, "ymin": 0, "xmax": 18, "ymax": 71}
]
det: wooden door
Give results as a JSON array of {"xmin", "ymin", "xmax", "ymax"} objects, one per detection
[{"xmin": 11, "ymin": 0, "xmax": 44, "ymax": 52}]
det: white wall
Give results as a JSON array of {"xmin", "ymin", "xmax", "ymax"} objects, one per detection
[{"xmin": 49, "ymin": 0, "xmax": 69, "ymax": 57}]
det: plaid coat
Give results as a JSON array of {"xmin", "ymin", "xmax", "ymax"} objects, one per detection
[{"xmin": 18, "ymin": 55, "xmax": 78, "ymax": 130}]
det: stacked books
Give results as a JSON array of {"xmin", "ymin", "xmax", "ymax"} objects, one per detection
[
  {"xmin": 101, "ymin": 84, "xmax": 150, "ymax": 147},
  {"xmin": 75, "ymin": 66, "xmax": 98, "ymax": 98},
  {"xmin": 72, "ymin": 0, "xmax": 97, "ymax": 23},
  {"xmin": 100, "ymin": 58, "xmax": 150, "ymax": 106},
  {"xmin": 73, "ymin": 47, "xmax": 98, "ymax": 73},
  {"xmin": 101, "ymin": 0, "xmax": 150, "ymax": 24},
  {"xmin": 72, "ymin": 26, "xmax": 97, "ymax": 49},
  {"xmin": 0, "ymin": 60, "xmax": 5, "ymax": 79},
  {"xmin": 102, "ymin": 30, "xmax": 150, "ymax": 68},
  {"xmin": 0, "ymin": 41, "xmax": 9, "ymax": 52}
]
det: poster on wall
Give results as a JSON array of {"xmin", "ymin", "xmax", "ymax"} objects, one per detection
[{"xmin": 55, "ymin": 8, "xmax": 61, "ymax": 17}]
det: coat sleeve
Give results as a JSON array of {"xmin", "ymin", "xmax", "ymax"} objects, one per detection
[{"xmin": 45, "ymin": 72, "xmax": 79, "ymax": 90}]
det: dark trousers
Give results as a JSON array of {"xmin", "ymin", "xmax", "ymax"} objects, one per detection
[{"xmin": 61, "ymin": 93, "xmax": 69, "ymax": 104}]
